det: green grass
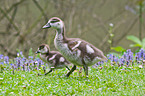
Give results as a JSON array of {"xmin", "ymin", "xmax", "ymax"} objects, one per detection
[{"xmin": 0, "ymin": 64, "xmax": 145, "ymax": 96}]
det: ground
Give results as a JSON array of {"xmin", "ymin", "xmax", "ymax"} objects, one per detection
[{"xmin": 0, "ymin": 64, "xmax": 144, "ymax": 96}]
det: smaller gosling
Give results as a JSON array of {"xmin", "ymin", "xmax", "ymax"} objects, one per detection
[{"xmin": 36, "ymin": 44, "xmax": 70, "ymax": 75}]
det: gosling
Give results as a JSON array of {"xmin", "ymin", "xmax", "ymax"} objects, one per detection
[{"xmin": 36, "ymin": 44, "xmax": 70, "ymax": 75}]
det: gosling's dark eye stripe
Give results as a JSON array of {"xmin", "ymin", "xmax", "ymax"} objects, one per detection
[
  {"xmin": 50, "ymin": 19, "xmax": 60, "ymax": 23},
  {"xmin": 53, "ymin": 19, "xmax": 60, "ymax": 21},
  {"xmin": 39, "ymin": 45, "xmax": 44, "ymax": 50}
]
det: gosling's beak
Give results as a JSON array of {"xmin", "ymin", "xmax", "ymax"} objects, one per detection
[
  {"xmin": 43, "ymin": 23, "xmax": 51, "ymax": 29},
  {"xmin": 35, "ymin": 51, "xmax": 40, "ymax": 54}
]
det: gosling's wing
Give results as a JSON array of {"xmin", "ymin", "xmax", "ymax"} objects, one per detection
[{"xmin": 67, "ymin": 38, "xmax": 107, "ymax": 61}]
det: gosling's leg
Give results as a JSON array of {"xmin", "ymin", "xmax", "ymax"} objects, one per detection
[
  {"xmin": 37, "ymin": 69, "xmax": 53, "ymax": 76},
  {"xmin": 79, "ymin": 67, "xmax": 83, "ymax": 76},
  {"xmin": 83, "ymin": 64, "xmax": 88, "ymax": 78},
  {"xmin": 45, "ymin": 69, "xmax": 53, "ymax": 75},
  {"xmin": 65, "ymin": 66, "xmax": 70, "ymax": 70},
  {"xmin": 66, "ymin": 65, "xmax": 76, "ymax": 77}
]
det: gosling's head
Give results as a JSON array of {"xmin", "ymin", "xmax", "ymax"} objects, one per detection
[
  {"xmin": 36, "ymin": 44, "xmax": 50, "ymax": 54},
  {"xmin": 42, "ymin": 17, "xmax": 64, "ymax": 29}
]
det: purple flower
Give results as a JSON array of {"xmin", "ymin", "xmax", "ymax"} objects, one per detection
[
  {"xmin": 114, "ymin": 57, "xmax": 118, "ymax": 63},
  {"xmin": 123, "ymin": 52, "xmax": 127, "ymax": 59},
  {"xmin": 4, "ymin": 56, "xmax": 9, "ymax": 64},
  {"xmin": 135, "ymin": 53, "xmax": 139, "ymax": 61},
  {"xmin": 17, "ymin": 51, "xmax": 23, "ymax": 56},
  {"xmin": 20, "ymin": 51, "xmax": 23, "ymax": 55},
  {"xmin": 22, "ymin": 57, "xmax": 27, "ymax": 62},
  {"xmin": 17, "ymin": 59, "xmax": 21, "ymax": 69},
  {"xmin": 94, "ymin": 61, "xmax": 104, "ymax": 67},
  {"xmin": 122, "ymin": 49, "xmax": 134, "ymax": 63},
  {"xmin": 126, "ymin": 60, "xmax": 129, "ymax": 67},
  {"xmin": 28, "ymin": 56, "xmax": 33, "ymax": 60},
  {"xmin": 11, "ymin": 64, "xmax": 16, "ymax": 69},
  {"xmin": 0, "ymin": 62, "xmax": 4, "ymax": 65},
  {"xmin": 119, "ymin": 58, "xmax": 125, "ymax": 65},
  {"xmin": 126, "ymin": 49, "xmax": 131, "ymax": 54},
  {"xmin": 0, "ymin": 54, "xmax": 3, "ymax": 59},
  {"xmin": 107, "ymin": 54, "xmax": 113, "ymax": 60},
  {"xmin": 143, "ymin": 53, "xmax": 145, "ymax": 60},
  {"xmin": 22, "ymin": 64, "xmax": 25, "ymax": 71},
  {"xmin": 139, "ymin": 48, "xmax": 144, "ymax": 58},
  {"xmin": 136, "ymin": 53, "xmax": 141, "ymax": 60},
  {"xmin": 128, "ymin": 54, "xmax": 133, "ymax": 61}
]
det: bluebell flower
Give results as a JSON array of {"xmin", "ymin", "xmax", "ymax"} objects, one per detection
[
  {"xmin": 0, "ymin": 54, "xmax": 3, "ymax": 59},
  {"xmin": 20, "ymin": 51, "xmax": 23, "ymax": 56},
  {"xmin": 143, "ymin": 53, "xmax": 145, "ymax": 60},
  {"xmin": 123, "ymin": 53, "xmax": 127, "ymax": 59},
  {"xmin": 10, "ymin": 63, "xmax": 13, "ymax": 66},
  {"xmin": 17, "ymin": 52, "xmax": 20, "ymax": 57},
  {"xmin": 4, "ymin": 56, "xmax": 9, "ymax": 64},
  {"xmin": 22, "ymin": 57, "xmax": 27, "ymax": 62},
  {"xmin": 0, "ymin": 62, "xmax": 4, "ymax": 65},
  {"xmin": 139, "ymin": 48, "xmax": 144, "ymax": 59},
  {"xmin": 135, "ymin": 53, "xmax": 139, "ymax": 61},
  {"xmin": 114, "ymin": 57, "xmax": 118, "ymax": 63},
  {"xmin": 16, "ymin": 59, "xmax": 21, "ymax": 70},
  {"xmin": 107, "ymin": 54, "xmax": 113, "ymax": 60},
  {"xmin": 128, "ymin": 54, "xmax": 133, "ymax": 61},
  {"xmin": 126, "ymin": 49, "xmax": 131, "ymax": 54},
  {"xmin": 22, "ymin": 64, "xmax": 25, "ymax": 71},
  {"xmin": 119, "ymin": 58, "xmax": 125, "ymax": 66},
  {"xmin": 97, "ymin": 61, "xmax": 101, "ymax": 65},
  {"xmin": 126, "ymin": 60, "xmax": 129, "ymax": 67},
  {"xmin": 28, "ymin": 56, "xmax": 33, "ymax": 60},
  {"xmin": 28, "ymin": 60, "xmax": 33, "ymax": 64}
]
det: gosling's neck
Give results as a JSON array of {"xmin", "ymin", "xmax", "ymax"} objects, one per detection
[
  {"xmin": 40, "ymin": 52, "xmax": 49, "ymax": 57},
  {"xmin": 55, "ymin": 26, "xmax": 67, "ymax": 41}
]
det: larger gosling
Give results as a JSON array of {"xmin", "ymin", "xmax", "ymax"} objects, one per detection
[
  {"xmin": 36, "ymin": 44, "xmax": 70, "ymax": 75},
  {"xmin": 42, "ymin": 17, "xmax": 108, "ymax": 77}
]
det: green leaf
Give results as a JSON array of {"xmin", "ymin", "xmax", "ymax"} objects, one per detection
[
  {"xmin": 142, "ymin": 38, "xmax": 145, "ymax": 50},
  {"xmin": 28, "ymin": 48, "xmax": 34, "ymax": 57},
  {"xmin": 127, "ymin": 35, "xmax": 142, "ymax": 45},
  {"xmin": 142, "ymin": 38, "xmax": 145, "ymax": 43},
  {"xmin": 129, "ymin": 44, "xmax": 142, "ymax": 47},
  {"xmin": 111, "ymin": 46, "xmax": 125, "ymax": 52}
]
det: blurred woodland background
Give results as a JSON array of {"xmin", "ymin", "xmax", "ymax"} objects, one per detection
[{"xmin": 0, "ymin": 0, "xmax": 145, "ymax": 57}]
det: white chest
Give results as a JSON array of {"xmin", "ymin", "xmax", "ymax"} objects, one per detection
[{"xmin": 40, "ymin": 54, "xmax": 48, "ymax": 63}]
